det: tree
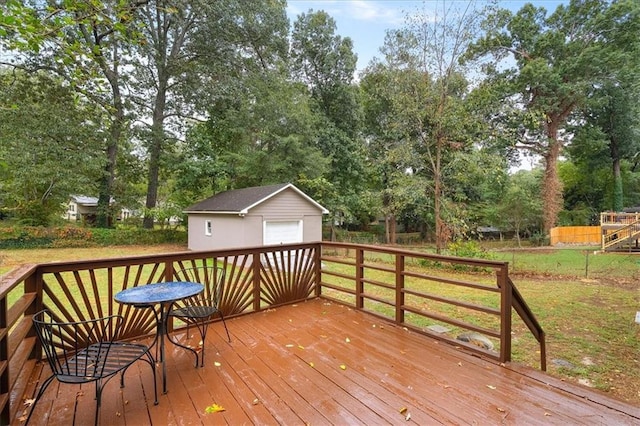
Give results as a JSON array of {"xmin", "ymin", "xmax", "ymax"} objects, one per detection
[
  {"xmin": 290, "ymin": 10, "xmax": 367, "ymax": 235},
  {"xmin": 489, "ymin": 170, "xmax": 543, "ymax": 247},
  {"xmin": 1, "ymin": 0, "xmax": 148, "ymax": 227},
  {"xmin": 468, "ymin": 0, "xmax": 640, "ymax": 234},
  {"xmin": 569, "ymin": 78, "xmax": 640, "ymax": 212},
  {"xmin": 132, "ymin": 0, "xmax": 291, "ymax": 228},
  {"xmin": 0, "ymin": 70, "xmax": 102, "ymax": 225},
  {"xmin": 367, "ymin": 1, "xmax": 486, "ymax": 252}
]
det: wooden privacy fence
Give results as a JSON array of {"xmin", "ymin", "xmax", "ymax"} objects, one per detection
[
  {"xmin": 550, "ymin": 226, "xmax": 601, "ymax": 245},
  {"xmin": 0, "ymin": 242, "xmax": 544, "ymax": 424}
]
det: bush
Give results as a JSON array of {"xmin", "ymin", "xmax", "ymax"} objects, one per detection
[
  {"xmin": 446, "ymin": 240, "xmax": 494, "ymax": 260},
  {"xmin": 0, "ymin": 225, "xmax": 186, "ymax": 249}
]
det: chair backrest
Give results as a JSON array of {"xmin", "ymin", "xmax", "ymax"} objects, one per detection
[
  {"xmin": 175, "ymin": 266, "xmax": 225, "ymax": 308},
  {"xmin": 32, "ymin": 309, "xmax": 123, "ymax": 381}
]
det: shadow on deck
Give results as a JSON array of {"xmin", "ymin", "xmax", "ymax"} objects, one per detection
[{"xmin": 21, "ymin": 299, "xmax": 640, "ymax": 425}]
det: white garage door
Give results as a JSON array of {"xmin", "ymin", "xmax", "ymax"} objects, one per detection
[{"xmin": 264, "ymin": 220, "xmax": 302, "ymax": 245}]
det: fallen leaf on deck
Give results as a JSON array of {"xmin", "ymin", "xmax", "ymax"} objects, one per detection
[
  {"xmin": 18, "ymin": 414, "xmax": 27, "ymax": 422},
  {"xmin": 320, "ymin": 335, "xmax": 327, "ymax": 338},
  {"xmin": 116, "ymin": 411, "xmax": 121, "ymax": 417},
  {"xmin": 214, "ymin": 361, "xmax": 221, "ymax": 367},
  {"xmin": 345, "ymin": 337, "xmax": 350, "ymax": 343},
  {"xmin": 340, "ymin": 364, "xmax": 346, "ymax": 370},
  {"xmin": 285, "ymin": 344, "xmax": 294, "ymax": 347},
  {"xmin": 23, "ymin": 399, "xmax": 35, "ymax": 407},
  {"xmin": 457, "ymin": 362, "xmax": 463, "ymax": 367},
  {"xmin": 486, "ymin": 385, "xmax": 496, "ymax": 390},
  {"xmin": 253, "ymin": 398, "xmax": 260, "ymax": 405},
  {"xmin": 405, "ymin": 412, "xmax": 411, "ymax": 421},
  {"xmin": 205, "ymin": 403, "xmax": 226, "ymax": 414},
  {"xmin": 399, "ymin": 407, "xmax": 407, "ymax": 414},
  {"xmin": 298, "ymin": 345, "xmax": 305, "ymax": 350},
  {"xmin": 497, "ymin": 407, "xmax": 505, "ymax": 412},
  {"xmin": 544, "ymin": 412, "xmax": 551, "ymax": 417},
  {"xmin": 309, "ymin": 362, "xmax": 315, "ymax": 368},
  {"xmin": 124, "ymin": 400, "xmax": 129, "ymax": 405}
]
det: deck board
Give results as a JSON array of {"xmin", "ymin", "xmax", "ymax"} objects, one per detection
[{"xmin": 20, "ymin": 298, "xmax": 640, "ymax": 425}]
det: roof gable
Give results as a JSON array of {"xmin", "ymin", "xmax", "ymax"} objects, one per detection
[{"xmin": 184, "ymin": 183, "xmax": 329, "ymax": 215}]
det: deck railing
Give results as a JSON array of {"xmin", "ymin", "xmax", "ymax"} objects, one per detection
[
  {"xmin": 600, "ymin": 211, "xmax": 640, "ymax": 225},
  {"xmin": 600, "ymin": 212, "xmax": 640, "ymax": 251},
  {"xmin": 0, "ymin": 242, "xmax": 544, "ymax": 424}
]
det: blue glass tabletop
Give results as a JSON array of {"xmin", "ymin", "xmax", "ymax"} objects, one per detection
[{"xmin": 114, "ymin": 281, "xmax": 204, "ymax": 305}]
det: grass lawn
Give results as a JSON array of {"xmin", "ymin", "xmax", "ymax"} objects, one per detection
[{"xmin": 1, "ymin": 243, "xmax": 638, "ymax": 406}]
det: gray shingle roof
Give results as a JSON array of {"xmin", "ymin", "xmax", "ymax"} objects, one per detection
[{"xmin": 184, "ymin": 183, "xmax": 328, "ymax": 214}]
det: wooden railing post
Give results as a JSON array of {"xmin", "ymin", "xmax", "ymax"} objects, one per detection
[
  {"xmin": 253, "ymin": 251, "xmax": 262, "ymax": 312},
  {"xmin": 498, "ymin": 265, "xmax": 512, "ymax": 363},
  {"xmin": 355, "ymin": 248, "xmax": 364, "ymax": 309},
  {"xmin": 314, "ymin": 244, "xmax": 322, "ymax": 297},
  {"xmin": 164, "ymin": 262, "xmax": 174, "ymax": 282},
  {"xmin": 0, "ymin": 288, "xmax": 8, "ymax": 425},
  {"xmin": 395, "ymin": 255, "xmax": 405, "ymax": 324}
]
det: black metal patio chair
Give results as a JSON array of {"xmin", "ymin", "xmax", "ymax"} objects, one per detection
[
  {"xmin": 27, "ymin": 309, "xmax": 158, "ymax": 426},
  {"xmin": 168, "ymin": 266, "xmax": 231, "ymax": 367}
]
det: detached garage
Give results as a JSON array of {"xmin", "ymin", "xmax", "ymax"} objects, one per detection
[{"xmin": 184, "ymin": 183, "xmax": 329, "ymax": 251}]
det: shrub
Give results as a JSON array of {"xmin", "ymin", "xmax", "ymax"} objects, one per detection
[
  {"xmin": 447, "ymin": 240, "xmax": 494, "ymax": 260},
  {"xmin": 0, "ymin": 225, "xmax": 186, "ymax": 249}
]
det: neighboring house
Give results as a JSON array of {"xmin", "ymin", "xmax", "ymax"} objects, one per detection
[
  {"xmin": 64, "ymin": 195, "xmax": 101, "ymax": 222},
  {"xmin": 184, "ymin": 183, "xmax": 329, "ymax": 251},
  {"xmin": 64, "ymin": 195, "xmax": 131, "ymax": 223}
]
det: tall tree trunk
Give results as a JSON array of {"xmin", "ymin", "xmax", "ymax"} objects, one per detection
[
  {"xmin": 96, "ymin": 87, "xmax": 124, "ymax": 228},
  {"xmin": 434, "ymin": 139, "xmax": 444, "ymax": 253},
  {"xmin": 612, "ymin": 157, "xmax": 623, "ymax": 212},
  {"xmin": 389, "ymin": 214, "xmax": 396, "ymax": 244},
  {"xmin": 142, "ymin": 99, "xmax": 165, "ymax": 229},
  {"xmin": 541, "ymin": 123, "xmax": 563, "ymax": 235},
  {"xmin": 610, "ymin": 138, "xmax": 623, "ymax": 212}
]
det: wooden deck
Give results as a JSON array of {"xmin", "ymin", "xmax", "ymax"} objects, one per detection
[{"xmin": 21, "ymin": 298, "xmax": 640, "ymax": 425}]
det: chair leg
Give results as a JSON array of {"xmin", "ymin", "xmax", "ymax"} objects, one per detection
[
  {"xmin": 219, "ymin": 311, "xmax": 231, "ymax": 342},
  {"xmin": 95, "ymin": 379, "xmax": 103, "ymax": 426},
  {"xmin": 25, "ymin": 374, "xmax": 56, "ymax": 425},
  {"xmin": 144, "ymin": 350, "xmax": 159, "ymax": 405},
  {"xmin": 196, "ymin": 319, "xmax": 208, "ymax": 367}
]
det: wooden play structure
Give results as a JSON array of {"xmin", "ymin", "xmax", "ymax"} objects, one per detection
[{"xmin": 600, "ymin": 212, "xmax": 640, "ymax": 252}]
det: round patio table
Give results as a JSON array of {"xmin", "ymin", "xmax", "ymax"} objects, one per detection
[{"xmin": 115, "ymin": 281, "xmax": 204, "ymax": 394}]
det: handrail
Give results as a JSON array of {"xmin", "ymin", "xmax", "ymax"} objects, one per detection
[
  {"xmin": 0, "ymin": 241, "xmax": 545, "ymax": 424},
  {"xmin": 508, "ymin": 278, "xmax": 546, "ymax": 371},
  {"xmin": 602, "ymin": 219, "xmax": 640, "ymax": 250}
]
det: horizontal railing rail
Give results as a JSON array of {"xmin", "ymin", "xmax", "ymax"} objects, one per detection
[
  {"xmin": 600, "ymin": 212, "xmax": 640, "ymax": 225},
  {"xmin": 0, "ymin": 241, "xmax": 544, "ymax": 424}
]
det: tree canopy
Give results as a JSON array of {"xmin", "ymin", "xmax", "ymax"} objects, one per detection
[{"xmin": 1, "ymin": 0, "xmax": 639, "ymax": 246}]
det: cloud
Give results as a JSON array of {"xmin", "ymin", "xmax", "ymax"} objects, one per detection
[
  {"xmin": 287, "ymin": 1, "xmax": 406, "ymax": 27},
  {"xmin": 347, "ymin": 0, "xmax": 406, "ymax": 26}
]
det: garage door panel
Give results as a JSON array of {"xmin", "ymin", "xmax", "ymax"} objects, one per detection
[{"xmin": 264, "ymin": 220, "xmax": 302, "ymax": 245}]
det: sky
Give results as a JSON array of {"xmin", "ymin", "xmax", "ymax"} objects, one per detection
[{"xmin": 286, "ymin": 1, "xmax": 567, "ymax": 74}]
